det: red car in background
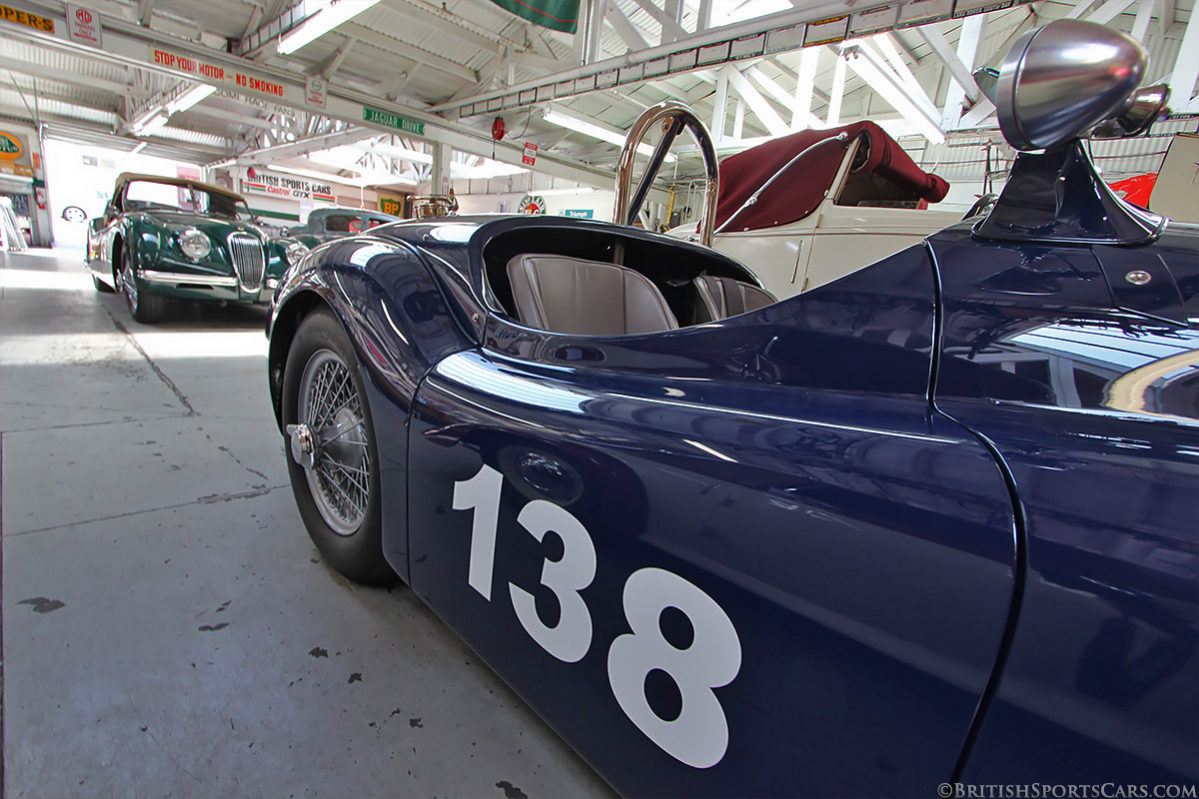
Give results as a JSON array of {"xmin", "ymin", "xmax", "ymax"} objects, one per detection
[{"xmin": 1110, "ymin": 172, "xmax": 1157, "ymax": 208}]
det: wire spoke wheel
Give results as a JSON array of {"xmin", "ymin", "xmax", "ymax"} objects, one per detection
[
  {"xmin": 297, "ymin": 348, "xmax": 371, "ymax": 535},
  {"xmin": 122, "ymin": 259, "xmax": 138, "ymax": 313}
]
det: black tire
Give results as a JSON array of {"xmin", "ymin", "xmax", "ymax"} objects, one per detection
[
  {"xmin": 120, "ymin": 246, "xmax": 166, "ymax": 323},
  {"xmin": 282, "ymin": 308, "xmax": 393, "ymax": 584},
  {"xmin": 92, "ymin": 274, "xmax": 115, "ymax": 293}
]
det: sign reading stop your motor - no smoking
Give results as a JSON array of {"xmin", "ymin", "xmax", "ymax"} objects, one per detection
[{"xmin": 66, "ymin": 4, "xmax": 102, "ymax": 47}]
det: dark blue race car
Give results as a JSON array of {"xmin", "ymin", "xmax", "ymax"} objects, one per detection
[{"xmin": 266, "ymin": 20, "xmax": 1197, "ymax": 797}]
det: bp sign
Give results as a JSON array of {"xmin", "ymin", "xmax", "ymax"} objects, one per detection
[{"xmin": 0, "ymin": 131, "xmax": 23, "ymax": 160}]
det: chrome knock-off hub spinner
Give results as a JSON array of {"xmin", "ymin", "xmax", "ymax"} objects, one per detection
[{"xmin": 287, "ymin": 423, "xmax": 318, "ymax": 470}]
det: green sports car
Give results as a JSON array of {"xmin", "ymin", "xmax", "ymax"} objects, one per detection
[{"xmin": 87, "ymin": 173, "xmax": 310, "ymax": 323}]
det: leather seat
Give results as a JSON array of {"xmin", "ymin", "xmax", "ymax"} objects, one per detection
[
  {"xmin": 692, "ymin": 275, "xmax": 776, "ymax": 322},
  {"xmin": 506, "ymin": 254, "xmax": 680, "ymax": 335}
]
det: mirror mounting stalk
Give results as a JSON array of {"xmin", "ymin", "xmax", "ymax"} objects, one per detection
[{"xmin": 973, "ymin": 141, "xmax": 1164, "ymax": 246}]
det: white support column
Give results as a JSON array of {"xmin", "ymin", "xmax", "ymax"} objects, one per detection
[
  {"xmin": 431, "ymin": 142, "xmax": 453, "ymax": 196},
  {"xmin": 732, "ymin": 99, "xmax": 745, "ymax": 139},
  {"xmin": 1170, "ymin": 5, "xmax": 1199, "ymax": 111},
  {"xmin": 1130, "ymin": 0, "xmax": 1156, "ymax": 40},
  {"xmin": 711, "ymin": 66, "xmax": 730, "ymax": 144},
  {"xmin": 793, "ymin": 46, "xmax": 819, "ymax": 131},
  {"xmin": 940, "ymin": 14, "xmax": 983, "ymax": 129},
  {"xmin": 827, "ymin": 51, "xmax": 846, "ymax": 126},
  {"xmin": 664, "ymin": 0, "xmax": 683, "ymax": 42},
  {"xmin": 586, "ymin": 0, "xmax": 607, "ymax": 64},
  {"xmin": 1158, "ymin": 0, "xmax": 1175, "ymax": 33},
  {"xmin": 1085, "ymin": 0, "xmax": 1137, "ymax": 23},
  {"xmin": 573, "ymin": 0, "xmax": 589, "ymax": 65},
  {"xmin": 697, "ymin": 0, "xmax": 713, "ymax": 31}
]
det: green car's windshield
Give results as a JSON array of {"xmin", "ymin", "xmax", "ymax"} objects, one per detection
[{"xmin": 124, "ymin": 180, "xmax": 256, "ymax": 222}]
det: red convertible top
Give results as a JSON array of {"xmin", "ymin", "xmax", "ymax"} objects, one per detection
[{"xmin": 714, "ymin": 121, "xmax": 950, "ymax": 232}]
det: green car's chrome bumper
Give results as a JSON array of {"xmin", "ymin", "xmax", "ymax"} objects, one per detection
[{"xmin": 139, "ymin": 268, "xmax": 280, "ymax": 302}]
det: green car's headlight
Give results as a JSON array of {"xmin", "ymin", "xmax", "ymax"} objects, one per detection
[
  {"xmin": 179, "ymin": 229, "xmax": 211, "ymax": 260},
  {"xmin": 285, "ymin": 240, "xmax": 310, "ymax": 265}
]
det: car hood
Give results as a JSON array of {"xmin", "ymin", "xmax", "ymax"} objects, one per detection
[{"xmin": 138, "ymin": 210, "xmax": 269, "ymax": 241}]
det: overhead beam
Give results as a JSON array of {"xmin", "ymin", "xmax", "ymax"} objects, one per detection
[
  {"xmin": 386, "ymin": 0, "xmax": 520, "ymax": 53},
  {"xmin": 1085, "ymin": 0, "xmax": 1137, "ymax": 22},
  {"xmin": 929, "ymin": 15, "xmax": 983, "ymax": 128},
  {"xmin": 915, "ymin": 26, "xmax": 981, "ymax": 108},
  {"xmin": 137, "ymin": 0, "xmax": 156, "ymax": 25},
  {"xmin": 1169, "ymin": 3, "xmax": 1199, "ymax": 110},
  {"xmin": 2, "ymin": 3, "xmax": 620, "ymax": 189},
  {"xmin": 341, "ymin": 23, "xmax": 478, "ymax": 84},
  {"xmin": 433, "ymin": 0, "xmax": 1038, "ymax": 117},
  {"xmin": 850, "ymin": 39, "xmax": 940, "ymax": 123},
  {"xmin": 726, "ymin": 66, "xmax": 788, "ymax": 137},
  {"xmin": 604, "ymin": 3, "xmax": 649, "ymax": 51},
  {"xmin": 316, "ymin": 35, "xmax": 355, "ymax": 79},
  {"xmin": 710, "ymin": 65, "xmax": 729, "ymax": 143},
  {"xmin": 745, "ymin": 65, "xmax": 819, "ymax": 129},
  {"xmin": 629, "ymin": 0, "xmax": 688, "ymax": 42},
  {"xmin": 793, "ymin": 46, "xmax": 819, "ymax": 130},
  {"xmin": 841, "ymin": 41, "xmax": 944, "ymax": 142},
  {"xmin": 827, "ymin": 50, "xmax": 846, "ymax": 126},
  {"xmin": 0, "ymin": 55, "xmax": 132, "ymax": 95},
  {"xmin": 1130, "ymin": 0, "xmax": 1155, "ymax": 40}
]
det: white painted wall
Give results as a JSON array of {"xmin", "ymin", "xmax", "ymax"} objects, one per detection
[{"xmin": 42, "ymin": 138, "xmax": 186, "ymax": 250}]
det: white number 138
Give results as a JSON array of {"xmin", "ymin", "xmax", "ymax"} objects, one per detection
[{"xmin": 452, "ymin": 463, "xmax": 741, "ymax": 769}]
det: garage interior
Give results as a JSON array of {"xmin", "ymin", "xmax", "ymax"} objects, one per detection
[{"xmin": 1, "ymin": 0, "xmax": 1197, "ymax": 796}]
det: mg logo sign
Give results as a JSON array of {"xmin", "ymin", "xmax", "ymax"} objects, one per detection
[{"xmin": 75, "ymin": 8, "xmax": 92, "ymax": 23}]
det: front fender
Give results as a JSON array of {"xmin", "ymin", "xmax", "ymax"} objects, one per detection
[
  {"xmin": 127, "ymin": 216, "xmax": 163, "ymax": 269},
  {"xmin": 267, "ymin": 237, "xmax": 476, "ymax": 431}
]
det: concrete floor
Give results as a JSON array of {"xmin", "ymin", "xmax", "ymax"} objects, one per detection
[{"xmin": 0, "ymin": 248, "xmax": 616, "ymax": 799}]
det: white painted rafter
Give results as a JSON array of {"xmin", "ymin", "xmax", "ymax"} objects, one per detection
[
  {"xmin": 840, "ymin": 41, "xmax": 945, "ymax": 142},
  {"xmin": 1130, "ymin": 0, "xmax": 1155, "ymax": 40},
  {"xmin": 745, "ymin": 65, "xmax": 820, "ymax": 129},
  {"xmin": 727, "ymin": 66, "xmax": 789, "ymax": 137},
  {"xmin": 827, "ymin": 49, "xmax": 846, "ymax": 126},
  {"xmin": 605, "ymin": 3, "xmax": 650, "ymax": 51},
  {"xmin": 1170, "ymin": 4, "xmax": 1199, "ymax": 111},
  {"xmin": 1085, "ymin": 0, "xmax": 1137, "ymax": 23}
]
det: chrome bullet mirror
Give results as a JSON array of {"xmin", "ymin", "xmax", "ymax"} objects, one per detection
[{"xmin": 992, "ymin": 19, "xmax": 1150, "ymax": 151}]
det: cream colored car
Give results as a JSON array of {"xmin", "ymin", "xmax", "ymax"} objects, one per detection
[{"xmin": 672, "ymin": 122, "xmax": 961, "ymax": 300}]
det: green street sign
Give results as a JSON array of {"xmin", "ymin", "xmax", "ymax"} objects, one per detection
[{"xmin": 363, "ymin": 106, "xmax": 424, "ymax": 136}]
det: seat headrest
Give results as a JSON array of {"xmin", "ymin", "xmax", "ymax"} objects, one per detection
[
  {"xmin": 506, "ymin": 254, "xmax": 680, "ymax": 336},
  {"xmin": 693, "ymin": 275, "xmax": 776, "ymax": 322}
]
